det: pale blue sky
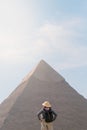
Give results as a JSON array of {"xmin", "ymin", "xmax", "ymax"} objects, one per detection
[{"xmin": 0, "ymin": 0, "xmax": 87, "ymax": 103}]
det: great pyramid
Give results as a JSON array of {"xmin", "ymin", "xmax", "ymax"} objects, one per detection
[{"xmin": 0, "ymin": 60, "xmax": 87, "ymax": 130}]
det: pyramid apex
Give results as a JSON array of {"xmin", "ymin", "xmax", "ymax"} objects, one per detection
[
  {"xmin": 22, "ymin": 60, "xmax": 64, "ymax": 83},
  {"xmin": 39, "ymin": 59, "xmax": 47, "ymax": 64},
  {"xmin": 40, "ymin": 59, "xmax": 45, "ymax": 62}
]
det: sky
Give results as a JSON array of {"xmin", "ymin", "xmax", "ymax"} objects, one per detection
[{"xmin": 0, "ymin": 0, "xmax": 87, "ymax": 103}]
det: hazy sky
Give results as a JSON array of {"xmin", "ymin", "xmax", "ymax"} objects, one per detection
[{"xmin": 0, "ymin": 0, "xmax": 87, "ymax": 103}]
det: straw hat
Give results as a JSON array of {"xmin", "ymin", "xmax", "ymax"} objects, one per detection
[{"xmin": 42, "ymin": 101, "xmax": 51, "ymax": 107}]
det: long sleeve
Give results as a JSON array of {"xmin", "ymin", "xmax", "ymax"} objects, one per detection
[
  {"xmin": 37, "ymin": 109, "xmax": 43, "ymax": 120},
  {"xmin": 52, "ymin": 110, "xmax": 57, "ymax": 121}
]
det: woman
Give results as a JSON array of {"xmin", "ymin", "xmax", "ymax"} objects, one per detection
[{"xmin": 37, "ymin": 101, "xmax": 57, "ymax": 130}]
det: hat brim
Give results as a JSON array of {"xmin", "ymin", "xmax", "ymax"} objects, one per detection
[{"xmin": 42, "ymin": 102, "xmax": 51, "ymax": 107}]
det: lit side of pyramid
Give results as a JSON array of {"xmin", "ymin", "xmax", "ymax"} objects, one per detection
[{"xmin": 0, "ymin": 60, "xmax": 87, "ymax": 130}]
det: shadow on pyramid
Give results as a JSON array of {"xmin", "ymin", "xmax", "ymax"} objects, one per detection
[{"xmin": 0, "ymin": 60, "xmax": 87, "ymax": 130}]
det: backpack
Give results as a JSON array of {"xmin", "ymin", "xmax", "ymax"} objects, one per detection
[{"xmin": 43, "ymin": 110, "xmax": 54, "ymax": 123}]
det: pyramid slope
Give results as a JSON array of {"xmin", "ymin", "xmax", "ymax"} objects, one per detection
[
  {"xmin": 0, "ymin": 60, "xmax": 87, "ymax": 130},
  {"xmin": 0, "ymin": 81, "xmax": 28, "ymax": 128}
]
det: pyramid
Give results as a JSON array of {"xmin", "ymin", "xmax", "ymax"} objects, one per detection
[{"xmin": 0, "ymin": 60, "xmax": 87, "ymax": 130}]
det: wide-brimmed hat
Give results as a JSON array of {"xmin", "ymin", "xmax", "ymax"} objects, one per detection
[{"xmin": 42, "ymin": 101, "xmax": 51, "ymax": 107}]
